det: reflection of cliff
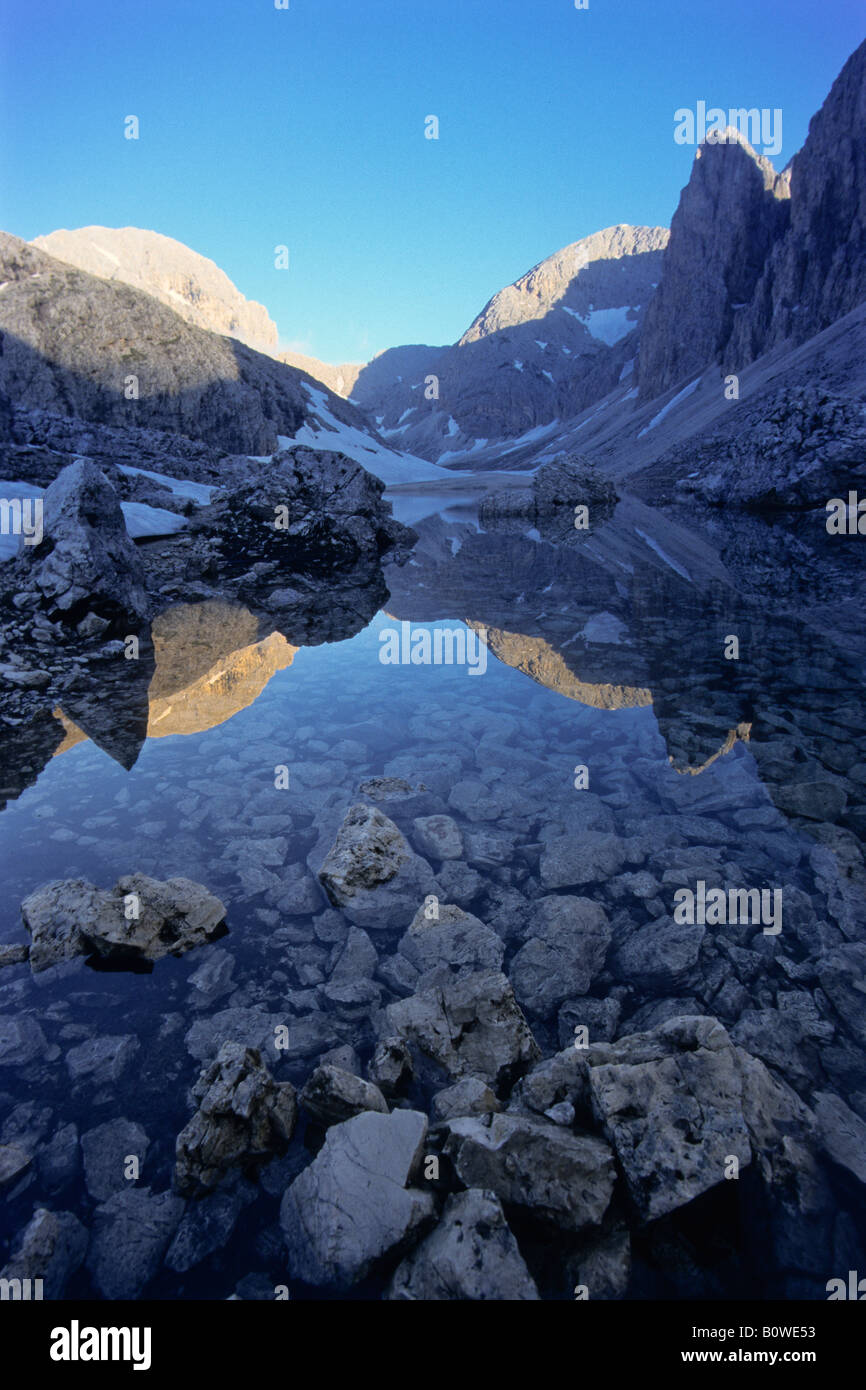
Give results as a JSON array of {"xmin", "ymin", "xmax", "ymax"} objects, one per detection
[
  {"xmin": 470, "ymin": 623, "xmax": 652, "ymax": 710},
  {"xmin": 146, "ymin": 603, "xmax": 296, "ymax": 738},
  {"xmin": 53, "ymin": 602, "xmax": 297, "ymax": 752},
  {"xmin": 669, "ymin": 723, "xmax": 752, "ymax": 774}
]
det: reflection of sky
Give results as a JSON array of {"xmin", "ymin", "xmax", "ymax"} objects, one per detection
[{"xmin": 0, "ymin": 609, "xmax": 801, "ymax": 951}]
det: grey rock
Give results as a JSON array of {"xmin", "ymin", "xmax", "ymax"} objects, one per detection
[
  {"xmin": 37, "ymin": 1123, "xmax": 80, "ymax": 1194},
  {"xmin": 812, "ymin": 1091, "xmax": 866, "ymax": 1184},
  {"xmin": 66, "ymin": 1033, "xmax": 139, "ymax": 1085},
  {"xmin": 540, "ymin": 833, "xmax": 626, "ymax": 889},
  {"xmin": 15, "ymin": 459, "xmax": 150, "ymax": 622},
  {"xmin": 571, "ymin": 1226, "xmax": 631, "ymax": 1300},
  {"xmin": 280, "ymin": 1109, "xmax": 434, "ymax": 1289},
  {"xmin": 412, "ymin": 815, "xmax": 464, "ymax": 861},
  {"xmin": 510, "ymin": 896, "xmax": 612, "ymax": 1017},
  {"xmin": 431, "ymin": 1077, "xmax": 502, "ymax": 1122},
  {"xmin": 21, "ymin": 873, "xmax": 226, "ymax": 971},
  {"xmin": 611, "ymin": 916, "xmax": 705, "ymax": 990},
  {"xmin": 368, "ymin": 1036, "xmax": 413, "ymax": 1096},
  {"xmin": 0, "ymin": 1014, "xmax": 51, "ymax": 1067},
  {"xmin": 165, "ymin": 1184, "xmax": 254, "ymax": 1273},
  {"xmin": 444, "ymin": 1112, "xmax": 615, "ymax": 1233},
  {"xmin": 387, "ymin": 1189, "xmax": 540, "ymax": 1300},
  {"xmin": 0, "ymin": 1207, "xmax": 87, "ymax": 1299},
  {"xmin": 81, "ymin": 1119, "xmax": 148, "ymax": 1201},
  {"xmin": 386, "ymin": 970, "xmax": 540, "ymax": 1091},
  {"xmin": 0, "ymin": 1142, "xmax": 32, "ymax": 1187},
  {"xmin": 175, "ymin": 1041, "xmax": 297, "ymax": 1195},
  {"xmin": 318, "ymin": 802, "xmax": 436, "ymax": 929},
  {"xmin": 300, "ymin": 1064, "xmax": 389, "ymax": 1126},
  {"xmin": 397, "ymin": 901, "xmax": 504, "ymax": 987},
  {"xmin": 86, "ymin": 1187, "xmax": 185, "ymax": 1299},
  {"xmin": 584, "ymin": 1014, "xmax": 812, "ymax": 1221}
]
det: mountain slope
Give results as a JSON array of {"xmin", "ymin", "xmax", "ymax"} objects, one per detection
[
  {"xmin": 0, "ymin": 231, "xmax": 447, "ymax": 487},
  {"xmin": 350, "ymin": 224, "xmax": 668, "ymax": 460}
]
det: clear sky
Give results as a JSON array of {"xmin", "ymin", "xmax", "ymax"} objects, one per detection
[{"xmin": 1, "ymin": 0, "xmax": 864, "ymax": 363}]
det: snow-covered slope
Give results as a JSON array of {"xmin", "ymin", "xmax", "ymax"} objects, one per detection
[{"xmin": 282, "ymin": 383, "xmax": 464, "ymax": 486}]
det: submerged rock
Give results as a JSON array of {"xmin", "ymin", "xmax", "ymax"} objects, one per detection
[
  {"xmin": 396, "ymin": 901, "xmax": 504, "ymax": 987},
  {"xmin": 318, "ymin": 802, "xmax": 436, "ymax": 929},
  {"xmin": 86, "ymin": 1188, "xmax": 185, "ymax": 1299},
  {"xmin": 386, "ymin": 969, "xmax": 540, "ymax": 1092},
  {"xmin": 510, "ymin": 896, "xmax": 612, "ymax": 1018},
  {"xmin": 0, "ymin": 1207, "xmax": 87, "ymax": 1300}
]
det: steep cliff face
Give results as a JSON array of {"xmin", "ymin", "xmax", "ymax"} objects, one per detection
[
  {"xmin": 728, "ymin": 37, "xmax": 866, "ymax": 364},
  {"xmin": 0, "ymin": 233, "xmax": 366, "ymax": 456},
  {"xmin": 638, "ymin": 132, "xmax": 790, "ymax": 401},
  {"xmin": 640, "ymin": 39, "xmax": 866, "ymax": 401}
]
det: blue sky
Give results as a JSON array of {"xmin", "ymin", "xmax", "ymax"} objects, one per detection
[{"xmin": 1, "ymin": 0, "xmax": 863, "ymax": 363}]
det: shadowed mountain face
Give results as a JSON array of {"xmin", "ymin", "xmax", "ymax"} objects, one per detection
[
  {"xmin": 350, "ymin": 226, "xmax": 668, "ymax": 459},
  {"xmin": 0, "ymin": 233, "xmax": 372, "ymax": 457},
  {"xmin": 639, "ymin": 37, "xmax": 866, "ymax": 401}
]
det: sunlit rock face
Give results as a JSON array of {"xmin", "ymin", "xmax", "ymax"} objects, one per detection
[
  {"xmin": 146, "ymin": 602, "xmax": 296, "ymax": 738},
  {"xmin": 469, "ymin": 625, "xmax": 652, "ymax": 712},
  {"xmin": 51, "ymin": 602, "xmax": 297, "ymax": 751}
]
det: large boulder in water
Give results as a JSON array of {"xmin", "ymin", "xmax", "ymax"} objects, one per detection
[{"xmin": 15, "ymin": 457, "xmax": 150, "ymax": 623}]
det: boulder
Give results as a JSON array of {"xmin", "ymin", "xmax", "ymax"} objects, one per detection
[
  {"xmin": 0, "ymin": 1207, "xmax": 87, "ymax": 1299},
  {"xmin": 280, "ymin": 1109, "xmax": 434, "ymax": 1289},
  {"xmin": 15, "ymin": 458, "xmax": 150, "ymax": 622},
  {"xmin": 386, "ymin": 970, "xmax": 540, "ymax": 1092},
  {"xmin": 396, "ymin": 901, "xmax": 504, "ymax": 987},
  {"xmin": 412, "ymin": 815, "xmax": 465, "ymax": 861},
  {"xmin": 611, "ymin": 916, "xmax": 705, "ymax": 991},
  {"xmin": 86, "ymin": 1188, "xmax": 185, "ymax": 1299},
  {"xmin": 21, "ymin": 873, "xmax": 226, "ymax": 971},
  {"xmin": 175, "ymin": 1041, "xmax": 297, "ymax": 1195},
  {"xmin": 444, "ymin": 1113, "xmax": 616, "ymax": 1233},
  {"xmin": 387, "ymin": 1189, "xmax": 540, "ymax": 1300},
  {"xmin": 318, "ymin": 802, "xmax": 436, "ymax": 929},
  {"xmin": 82, "ymin": 1118, "xmax": 148, "ymax": 1201},
  {"xmin": 299, "ymin": 1064, "xmax": 389, "ymax": 1126},
  {"xmin": 584, "ymin": 1015, "xmax": 813, "ymax": 1221},
  {"xmin": 540, "ymin": 832, "xmax": 627, "ymax": 889},
  {"xmin": 510, "ymin": 896, "xmax": 612, "ymax": 1017}
]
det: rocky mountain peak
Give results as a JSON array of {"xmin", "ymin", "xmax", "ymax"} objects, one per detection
[
  {"xmin": 638, "ymin": 134, "xmax": 790, "ymax": 401},
  {"xmin": 459, "ymin": 223, "xmax": 669, "ymax": 346},
  {"xmin": 31, "ymin": 225, "xmax": 279, "ymax": 352}
]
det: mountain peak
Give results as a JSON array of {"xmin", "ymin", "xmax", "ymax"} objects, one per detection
[{"xmin": 31, "ymin": 225, "xmax": 279, "ymax": 352}]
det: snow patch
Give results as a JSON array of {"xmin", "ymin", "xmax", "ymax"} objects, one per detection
[{"xmin": 638, "ymin": 376, "xmax": 702, "ymax": 436}]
